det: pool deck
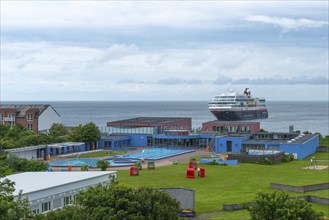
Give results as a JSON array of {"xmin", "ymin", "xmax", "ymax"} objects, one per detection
[{"xmin": 50, "ymin": 148, "xmax": 211, "ymax": 171}]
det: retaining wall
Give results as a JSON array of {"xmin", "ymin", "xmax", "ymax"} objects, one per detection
[
  {"xmin": 270, "ymin": 182, "xmax": 329, "ymax": 193},
  {"xmin": 160, "ymin": 188, "xmax": 195, "ymax": 210},
  {"xmin": 228, "ymin": 151, "xmax": 284, "ymax": 164},
  {"xmin": 317, "ymin": 146, "xmax": 329, "ymax": 152}
]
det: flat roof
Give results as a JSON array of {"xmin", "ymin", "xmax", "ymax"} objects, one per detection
[
  {"xmin": 101, "ymin": 136, "xmax": 130, "ymax": 140},
  {"xmin": 203, "ymin": 120, "xmax": 260, "ymax": 125},
  {"xmin": 243, "ymin": 134, "xmax": 317, "ymax": 145},
  {"xmin": 108, "ymin": 117, "xmax": 191, "ymax": 124},
  {"xmin": 48, "ymin": 142, "xmax": 85, "ymax": 148},
  {"xmin": 6, "ymin": 145, "xmax": 46, "ymax": 153},
  {"xmin": 2, "ymin": 171, "xmax": 116, "ymax": 196}
]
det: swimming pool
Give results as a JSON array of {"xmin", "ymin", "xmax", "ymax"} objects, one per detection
[
  {"xmin": 49, "ymin": 158, "xmax": 99, "ymax": 168},
  {"xmin": 49, "ymin": 158, "xmax": 141, "ymax": 168},
  {"xmin": 115, "ymin": 148, "xmax": 195, "ymax": 160},
  {"xmin": 49, "ymin": 148, "xmax": 194, "ymax": 167}
]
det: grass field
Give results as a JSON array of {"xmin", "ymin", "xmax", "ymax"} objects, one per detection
[
  {"xmin": 117, "ymin": 152, "xmax": 329, "ymax": 219},
  {"xmin": 68, "ymin": 150, "xmax": 126, "ymax": 158}
]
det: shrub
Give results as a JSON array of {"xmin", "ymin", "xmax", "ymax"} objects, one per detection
[
  {"xmin": 97, "ymin": 160, "xmax": 109, "ymax": 171},
  {"xmin": 282, "ymin": 154, "xmax": 294, "ymax": 162},
  {"xmin": 248, "ymin": 191, "xmax": 324, "ymax": 220}
]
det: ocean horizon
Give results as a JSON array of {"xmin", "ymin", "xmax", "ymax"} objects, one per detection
[{"xmin": 1, "ymin": 100, "xmax": 328, "ymax": 135}]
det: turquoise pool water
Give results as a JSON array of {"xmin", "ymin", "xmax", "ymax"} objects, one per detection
[
  {"xmin": 49, "ymin": 148, "xmax": 194, "ymax": 168},
  {"xmin": 115, "ymin": 148, "xmax": 195, "ymax": 160},
  {"xmin": 49, "ymin": 158, "xmax": 139, "ymax": 168},
  {"xmin": 49, "ymin": 158, "xmax": 99, "ymax": 167}
]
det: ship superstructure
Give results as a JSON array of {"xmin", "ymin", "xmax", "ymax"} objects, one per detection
[{"xmin": 208, "ymin": 88, "xmax": 268, "ymax": 120}]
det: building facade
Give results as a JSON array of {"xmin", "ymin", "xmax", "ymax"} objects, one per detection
[
  {"xmin": 0, "ymin": 104, "xmax": 61, "ymax": 133},
  {"xmin": 99, "ymin": 117, "xmax": 319, "ymax": 160},
  {"xmin": 3, "ymin": 171, "xmax": 117, "ymax": 214}
]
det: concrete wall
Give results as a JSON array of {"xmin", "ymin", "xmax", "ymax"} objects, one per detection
[
  {"xmin": 270, "ymin": 182, "xmax": 329, "ymax": 193},
  {"xmin": 160, "ymin": 188, "xmax": 195, "ymax": 210},
  {"xmin": 228, "ymin": 152, "xmax": 285, "ymax": 164},
  {"xmin": 38, "ymin": 106, "xmax": 61, "ymax": 132}
]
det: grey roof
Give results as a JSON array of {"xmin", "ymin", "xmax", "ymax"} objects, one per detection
[
  {"xmin": 47, "ymin": 142, "xmax": 85, "ymax": 148},
  {"xmin": 108, "ymin": 117, "xmax": 191, "ymax": 124},
  {"xmin": 101, "ymin": 136, "xmax": 130, "ymax": 140},
  {"xmin": 243, "ymin": 134, "xmax": 318, "ymax": 145},
  {"xmin": 6, "ymin": 145, "xmax": 47, "ymax": 153},
  {"xmin": 203, "ymin": 120, "xmax": 260, "ymax": 125},
  {"xmin": 0, "ymin": 104, "xmax": 60, "ymax": 117},
  {"xmin": 1, "ymin": 171, "xmax": 116, "ymax": 196}
]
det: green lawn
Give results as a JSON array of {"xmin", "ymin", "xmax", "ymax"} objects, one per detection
[
  {"xmin": 68, "ymin": 150, "xmax": 126, "ymax": 158},
  {"xmin": 117, "ymin": 152, "xmax": 329, "ymax": 219}
]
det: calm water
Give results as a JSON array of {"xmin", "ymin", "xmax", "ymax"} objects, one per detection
[{"xmin": 2, "ymin": 101, "xmax": 328, "ymax": 135}]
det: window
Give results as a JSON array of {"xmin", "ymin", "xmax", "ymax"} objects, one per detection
[
  {"xmin": 8, "ymin": 113, "xmax": 14, "ymax": 118},
  {"xmin": 27, "ymin": 113, "xmax": 33, "ymax": 121},
  {"xmin": 27, "ymin": 124, "xmax": 33, "ymax": 131},
  {"xmin": 0, "ymin": 114, "xmax": 3, "ymax": 121},
  {"xmin": 42, "ymin": 201, "xmax": 51, "ymax": 212},
  {"xmin": 64, "ymin": 195, "xmax": 75, "ymax": 206}
]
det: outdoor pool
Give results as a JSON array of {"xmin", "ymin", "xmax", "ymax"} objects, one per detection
[
  {"xmin": 114, "ymin": 147, "xmax": 195, "ymax": 160},
  {"xmin": 49, "ymin": 148, "xmax": 195, "ymax": 168},
  {"xmin": 49, "ymin": 158, "xmax": 141, "ymax": 168}
]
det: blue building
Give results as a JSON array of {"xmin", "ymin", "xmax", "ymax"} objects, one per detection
[
  {"xmin": 99, "ymin": 117, "xmax": 319, "ymax": 160},
  {"xmin": 215, "ymin": 132, "xmax": 319, "ymax": 160}
]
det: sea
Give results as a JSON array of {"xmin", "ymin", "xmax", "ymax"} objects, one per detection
[{"xmin": 2, "ymin": 101, "xmax": 329, "ymax": 135}]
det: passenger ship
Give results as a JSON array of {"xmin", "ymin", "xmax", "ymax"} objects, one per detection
[{"xmin": 208, "ymin": 88, "xmax": 268, "ymax": 120}]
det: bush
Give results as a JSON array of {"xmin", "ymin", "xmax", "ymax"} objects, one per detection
[
  {"xmin": 39, "ymin": 184, "xmax": 181, "ymax": 220},
  {"xmin": 259, "ymin": 158, "xmax": 273, "ymax": 165},
  {"xmin": 282, "ymin": 154, "xmax": 294, "ymax": 162},
  {"xmin": 0, "ymin": 155, "xmax": 48, "ymax": 172},
  {"xmin": 248, "ymin": 191, "xmax": 324, "ymax": 220},
  {"xmin": 97, "ymin": 160, "xmax": 109, "ymax": 171}
]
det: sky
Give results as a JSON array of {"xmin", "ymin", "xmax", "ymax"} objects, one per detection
[{"xmin": 1, "ymin": 1, "xmax": 328, "ymax": 101}]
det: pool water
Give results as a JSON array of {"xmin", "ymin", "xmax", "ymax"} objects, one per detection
[
  {"xmin": 116, "ymin": 148, "xmax": 195, "ymax": 160},
  {"xmin": 49, "ymin": 148, "xmax": 194, "ymax": 167}
]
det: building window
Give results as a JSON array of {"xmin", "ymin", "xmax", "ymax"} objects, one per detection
[
  {"xmin": 0, "ymin": 113, "xmax": 3, "ymax": 121},
  {"xmin": 8, "ymin": 113, "xmax": 14, "ymax": 119},
  {"xmin": 27, "ymin": 124, "xmax": 33, "ymax": 131},
  {"xmin": 42, "ymin": 201, "xmax": 51, "ymax": 212},
  {"xmin": 27, "ymin": 114, "xmax": 33, "ymax": 121},
  {"xmin": 64, "ymin": 195, "xmax": 75, "ymax": 206}
]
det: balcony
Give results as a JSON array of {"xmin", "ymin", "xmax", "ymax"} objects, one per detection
[{"xmin": 2, "ymin": 117, "xmax": 16, "ymax": 122}]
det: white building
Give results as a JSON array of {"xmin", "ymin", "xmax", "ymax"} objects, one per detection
[{"xmin": 3, "ymin": 171, "xmax": 117, "ymax": 214}]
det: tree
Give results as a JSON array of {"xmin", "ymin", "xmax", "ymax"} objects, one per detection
[
  {"xmin": 248, "ymin": 191, "xmax": 323, "ymax": 220},
  {"xmin": 70, "ymin": 122, "xmax": 101, "ymax": 149},
  {"xmin": 37, "ymin": 184, "xmax": 181, "ymax": 220},
  {"xmin": 97, "ymin": 160, "xmax": 109, "ymax": 171},
  {"xmin": 0, "ymin": 170, "xmax": 31, "ymax": 220},
  {"xmin": 49, "ymin": 123, "xmax": 68, "ymax": 137}
]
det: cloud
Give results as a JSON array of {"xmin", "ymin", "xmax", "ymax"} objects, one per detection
[
  {"xmin": 156, "ymin": 77, "xmax": 202, "ymax": 85},
  {"xmin": 213, "ymin": 75, "xmax": 328, "ymax": 85},
  {"xmin": 245, "ymin": 15, "xmax": 328, "ymax": 32}
]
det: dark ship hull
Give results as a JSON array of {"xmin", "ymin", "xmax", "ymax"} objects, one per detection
[{"xmin": 210, "ymin": 109, "xmax": 268, "ymax": 120}]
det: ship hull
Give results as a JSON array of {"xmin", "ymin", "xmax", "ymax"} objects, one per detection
[{"xmin": 210, "ymin": 109, "xmax": 268, "ymax": 120}]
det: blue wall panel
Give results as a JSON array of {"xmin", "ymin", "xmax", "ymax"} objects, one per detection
[
  {"xmin": 280, "ymin": 135, "xmax": 319, "ymax": 160},
  {"xmin": 129, "ymin": 134, "xmax": 149, "ymax": 147},
  {"xmin": 215, "ymin": 136, "xmax": 248, "ymax": 153}
]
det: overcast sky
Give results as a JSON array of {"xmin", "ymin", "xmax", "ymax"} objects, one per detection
[{"xmin": 1, "ymin": 1, "xmax": 328, "ymax": 101}]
